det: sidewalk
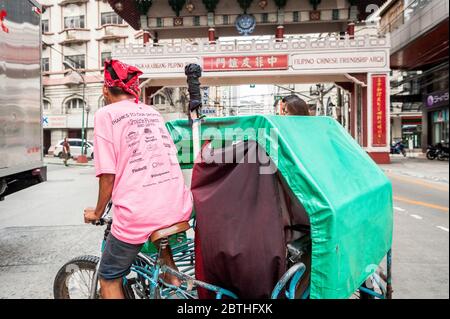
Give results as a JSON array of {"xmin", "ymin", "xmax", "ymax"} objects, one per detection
[
  {"xmin": 380, "ymin": 155, "xmax": 449, "ymax": 184},
  {"xmin": 44, "ymin": 156, "xmax": 94, "ymax": 167}
]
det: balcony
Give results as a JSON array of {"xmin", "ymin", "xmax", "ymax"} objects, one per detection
[
  {"xmin": 59, "ymin": 29, "xmax": 90, "ymax": 46},
  {"xmin": 96, "ymin": 24, "xmax": 129, "ymax": 42},
  {"xmin": 59, "ymin": 0, "xmax": 88, "ymax": 6}
]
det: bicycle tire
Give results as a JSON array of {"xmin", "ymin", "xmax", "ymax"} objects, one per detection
[
  {"xmin": 53, "ymin": 255, "xmax": 100, "ymax": 299},
  {"xmin": 53, "ymin": 255, "xmax": 138, "ymax": 299}
]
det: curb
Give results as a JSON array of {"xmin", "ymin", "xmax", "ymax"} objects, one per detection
[
  {"xmin": 44, "ymin": 161, "xmax": 94, "ymax": 168},
  {"xmin": 381, "ymin": 168, "xmax": 449, "ymax": 184}
]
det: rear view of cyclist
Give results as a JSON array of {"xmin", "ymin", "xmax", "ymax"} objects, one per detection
[{"xmin": 83, "ymin": 60, "xmax": 193, "ymax": 299}]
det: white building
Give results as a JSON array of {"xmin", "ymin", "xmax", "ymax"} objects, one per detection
[
  {"xmin": 39, "ymin": 0, "xmax": 241, "ymax": 153},
  {"xmin": 40, "ymin": 0, "xmax": 144, "ymax": 154}
]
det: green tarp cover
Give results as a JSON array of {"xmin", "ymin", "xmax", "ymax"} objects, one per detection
[{"xmin": 166, "ymin": 115, "xmax": 393, "ymax": 299}]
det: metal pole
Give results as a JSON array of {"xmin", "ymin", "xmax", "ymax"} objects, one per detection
[
  {"xmin": 85, "ymin": 108, "xmax": 90, "ymax": 155},
  {"xmin": 386, "ymin": 249, "xmax": 393, "ymax": 299},
  {"xmin": 81, "ymin": 80, "xmax": 86, "ymax": 155}
]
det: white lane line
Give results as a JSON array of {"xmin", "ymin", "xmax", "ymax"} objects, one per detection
[
  {"xmin": 410, "ymin": 214, "xmax": 423, "ymax": 220},
  {"xmin": 437, "ymin": 226, "xmax": 449, "ymax": 232},
  {"xmin": 394, "ymin": 207, "xmax": 406, "ymax": 212}
]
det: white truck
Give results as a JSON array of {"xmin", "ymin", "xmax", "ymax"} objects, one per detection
[{"xmin": 0, "ymin": 0, "xmax": 46, "ymax": 201}]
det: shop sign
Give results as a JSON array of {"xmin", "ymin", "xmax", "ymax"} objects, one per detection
[
  {"xmin": 372, "ymin": 75, "xmax": 387, "ymax": 147},
  {"xmin": 425, "ymin": 91, "xmax": 449, "ymax": 109},
  {"xmin": 43, "ymin": 115, "xmax": 67, "ymax": 128}
]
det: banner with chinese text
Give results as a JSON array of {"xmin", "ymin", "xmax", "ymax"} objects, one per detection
[
  {"xmin": 372, "ymin": 75, "xmax": 387, "ymax": 147},
  {"xmin": 203, "ymin": 55, "xmax": 289, "ymax": 72}
]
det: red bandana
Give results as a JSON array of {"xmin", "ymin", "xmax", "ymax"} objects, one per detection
[{"xmin": 104, "ymin": 59, "xmax": 143, "ymax": 103}]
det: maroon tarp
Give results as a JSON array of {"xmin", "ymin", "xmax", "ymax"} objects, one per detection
[{"xmin": 192, "ymin": 140, "xmax": 307, "ymax": 299}]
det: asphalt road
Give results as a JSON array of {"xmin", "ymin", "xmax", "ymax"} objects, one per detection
[
  {"xmin": 387, "ymin": 171, "xmax": 449, "ymax": 299},
  {"xmin": 0, "ymin": 160, "xmax": 448, "ymax": 299}
]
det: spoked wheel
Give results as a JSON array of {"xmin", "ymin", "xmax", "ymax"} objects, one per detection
[
  {"xmin": 53, "ymin": 255, "xmax": 137, "ymax": 299},
  {"xmin": 53, "ymin": 255, "xmax": 100, "ymax": 299}
]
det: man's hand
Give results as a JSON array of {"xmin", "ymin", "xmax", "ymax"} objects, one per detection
[{"xmin": 84, "ymin": 207, "xmax": 100, "ymax": 224}]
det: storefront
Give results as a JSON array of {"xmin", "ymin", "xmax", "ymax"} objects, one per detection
[
  {"xmin": 423, "ymin": 90, "xmax": 449, "ymax": 149},
  {"xmin": 401, "ymin": 116, "xmax": 422, "ymax": 149},
  {"xmin": 429, "ymin": 108, "xmax": 449, "ymax": 144}
]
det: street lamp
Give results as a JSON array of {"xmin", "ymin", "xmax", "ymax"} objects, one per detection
[{"xmin": 63, "ymin": 60, "xmax": 88, "ymax": 163}]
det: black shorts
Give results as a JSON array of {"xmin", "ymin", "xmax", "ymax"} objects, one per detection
[{"xmin": 98, "ymin": 234, "xmax": 144, "ymax": 281}]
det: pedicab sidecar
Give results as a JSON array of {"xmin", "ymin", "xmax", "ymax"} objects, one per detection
[{"xmin": 165, "ymin": 115, "xmax": 394, "ymax": 299}]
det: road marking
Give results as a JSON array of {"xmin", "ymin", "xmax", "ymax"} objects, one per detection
[
  {"xmin": 410, "ymin": 214, "xmax": 423, "ymax": 220},
  {"xmin": 394, "ymin": 207, "xmax": 406, "ymax": 212},
  {"xmin": 387, "ymin": 173, "xmax": 449, "ymax": 193},
  {"xmin": 393, "ymin": 196, "xmax": 449, "ymax": 212},
  {"xmin": 437, "ymin": 226, "xmax": 449, "ymax": 232}
]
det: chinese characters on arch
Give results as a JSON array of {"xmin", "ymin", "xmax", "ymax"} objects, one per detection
[{"xmin": 203, "ymin": 55, "xmax": 289, "ymax": 72}]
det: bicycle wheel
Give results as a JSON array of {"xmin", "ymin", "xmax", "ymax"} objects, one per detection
[
  {"xmin": 53, "ymin": 255, "xmax": 137, "ymax": 299},
  {"xmin": 53, "ymin": 255, "xmax": 100, "ymax": 299}
]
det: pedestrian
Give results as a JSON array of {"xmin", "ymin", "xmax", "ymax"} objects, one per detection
[
  {"xmin": 62, "ymin": 137, "xmax": 70, "ymax": 166},
  {"xmin": 83, "ymin": 59, "xmax": 193, "ymax": 299},
  {"xmin": 281, "ymin": 95, "xmax": 311, "ymax": 116}
]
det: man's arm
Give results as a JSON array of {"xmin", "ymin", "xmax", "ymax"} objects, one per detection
[{"xmin": 84, "ymin": 174, "xmax": 115, "ymax": 223}]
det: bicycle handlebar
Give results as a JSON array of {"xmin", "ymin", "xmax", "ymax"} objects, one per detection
[{"xmin": 91, "ymin": 201, "xmax": 113, "ymax": 226}]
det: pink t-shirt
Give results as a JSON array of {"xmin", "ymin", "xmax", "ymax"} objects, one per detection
[{"xmin": 93, "ymin": 100, "xmax": 193, "ymax": 244}]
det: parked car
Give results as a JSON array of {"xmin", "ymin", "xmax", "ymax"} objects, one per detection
[{"xmin": 51, "ymin": 139, "xmax": 94, "ymax": 159}]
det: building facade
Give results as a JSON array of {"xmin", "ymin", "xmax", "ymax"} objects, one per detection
[
  {"xmin": 378, "ymin": 0, "xmax": 449, "ymax": 151},
  {"xmin": 109, "ymin": 0, "xmax": 393, "ymax": 163},
  {"xmin": 40, "ymin": 0, "xmax": 142, "ymax": 154}
]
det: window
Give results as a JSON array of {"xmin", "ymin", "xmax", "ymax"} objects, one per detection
[
  {"xmin": 43, "ymin": 100, "xmax": 51, "ymax": 110},
  {"xmin": 42, "ymin": 58, "xmax": 50, "ymax": 72},
  {"xmin": 193, "ymin": 16, "xmax": 201, "ymax": 26},
  {"xmin": 101, "ymin": 12, "xmax": 123, "ymax": 25},
  {"xmin": 64, "ymin": 55, "xmax": 86, "ymax": 69},
  {"xmin": 42, "ymin": 19, "xmax": 49, "ymax": 33},
  {"xmin": 99, "ymin": 97, "xmax": 106, "ymax": 108},
  {"xmin": 223, "ymin": 15, "xmax": 229, "ymax": 25},
  {"xmin": 156, "ymin": 17, "xmax": 164, "ymax": 28},
  {"xmin": 69, "ymin": 140, "xmax": 82, "ymax": 147},
  {"xmin": 261, "ymin": 13, "xmax": 269, "ymax": 23},
  {"xmin": 154, "ymin": 94, "xmax": 166, "ymax": 105},
  {"xmin": 64, "ymin": 15, "xmax": 85, "ymax": 29},
  {"xmin": 101, "ymin": 52, "xmax": 112, "ymax": 66},
  {"xmin": 293, "ymin": 11, "xmax": 299, "ymax": 23},
  {"xmin": 332, "ymin": 9, "xmax": 340, "ymax": 20},
  {"xmin": 66, "ymin": 98, "xmax": 84, "ymax": 110}
]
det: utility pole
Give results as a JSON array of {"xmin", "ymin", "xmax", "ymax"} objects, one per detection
[{"xmin": 63, "ymin": 61, "xmax": 88, "ymax": 163}]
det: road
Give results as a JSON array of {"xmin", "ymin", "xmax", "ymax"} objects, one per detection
[
  {"xmin": 387, "ymin": 171, "xmax": 449, "ymax": 298},
  {"xmin": 0, "ymin": 158, "xmax": 448, "ymax": 299}
]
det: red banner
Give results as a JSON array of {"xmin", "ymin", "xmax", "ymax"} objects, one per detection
[
  {"xmin": 372, "ymin": 75, "xmax": 387, "ymax": 147},
  {"xmin": 203, "ymin": 55, "xmax": 289, "ymax": 72}
]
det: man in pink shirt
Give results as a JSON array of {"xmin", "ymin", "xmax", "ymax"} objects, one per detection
[{"xmin": 83, "ymin": 60, "xmax": 193, "ymax": 299}]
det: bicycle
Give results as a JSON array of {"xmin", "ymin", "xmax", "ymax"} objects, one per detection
[{"xmin": 53, "ymin": 202, "xmax": 238, "ymax": 299}]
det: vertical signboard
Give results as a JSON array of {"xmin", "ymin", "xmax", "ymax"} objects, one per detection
[{"xmin": 372, "ymin": 75, "xmax": 387, "ymax": 147}]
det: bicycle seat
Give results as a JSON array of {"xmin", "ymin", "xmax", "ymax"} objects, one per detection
[{"xmin": 150, "ymin": 222, "xmax": 191, "ymax": 243}]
